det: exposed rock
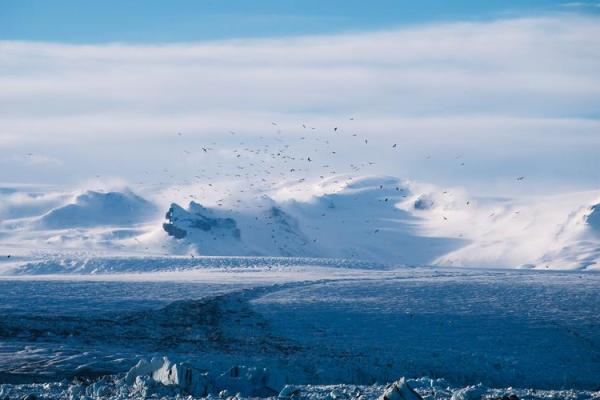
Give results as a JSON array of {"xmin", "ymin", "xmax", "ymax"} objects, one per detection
[
  {"xmin": 586, "ymin": 204, "xmax": 600, "ymax": 232},
  {"xmin": 163, "ymin": 202, "xmax": 241, "ymax": 240},
  {"xmin": 414, "ymin": 196, "xmax": 434, "ymax": 210},
  {"xmin": 494, "ymin": 395, "xmax": 520, "ymax": 400}
]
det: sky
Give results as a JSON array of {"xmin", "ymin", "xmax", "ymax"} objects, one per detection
[
  {"xmin": 2, "ymin": 0, "xmax": 599, "ymax": 43},
  {"xmin": 1, "ymin": 1, "xmax": 600, "ymax": 196}
]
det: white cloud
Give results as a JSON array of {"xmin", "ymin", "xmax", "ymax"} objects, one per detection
[
  {"xmin": 0, "ymin": 190, "xmax": 69, "ymax": 220},
  {"xmin": 561, "ymin": 2, "xmax": 600, "ymax": 8},
  {"xmin": 0, "ymin": 15, "xmax": 599, "ymax": 193},
  {"xmin": 9, "ymin": 154, "xmax": 63, "ymax": 167},
  {"xmin": 2, "ymin": 16, "xmax": 599, "ymax": 124}
]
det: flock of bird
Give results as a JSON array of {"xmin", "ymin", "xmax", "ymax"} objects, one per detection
[
  {"xmin": 131, "ymin": 118, "xmax": 530, "ymax": 255},
  {"xmin": 6, "ymin": 118, "xmax": 530, "ymax": 258},
  {"xmin": 159, "ymin": 119, "xmax": 527, "ymax": 215},
  {"xmin": 83, "ymin": 116, "xmax": 529, "ymax": 227}
]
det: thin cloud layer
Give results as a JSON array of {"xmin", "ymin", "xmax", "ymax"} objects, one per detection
[{"xmin": 0, "ymin": 15, "xmax": 599, "ymax": 192}]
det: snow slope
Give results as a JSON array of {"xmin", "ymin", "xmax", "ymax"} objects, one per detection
[
  {"xmin": 2, "ymin": 176, "xmax": 600, "ymax": 269},
  {"xmin": 433, "ymin": 192, "xmax": 600, "ymax": 270}
]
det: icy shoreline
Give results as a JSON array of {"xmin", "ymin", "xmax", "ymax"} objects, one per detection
[{"xmin": 1, "ymin": 367, "xmax": 599, "ymax": 400}]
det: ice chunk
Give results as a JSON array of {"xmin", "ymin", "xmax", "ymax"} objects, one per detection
[
  {"xmin": 380, "ymin": 378, "xmax": 423, "ymax": 400},
  {"xmin": 215, "ymin": 365, "xmax": 284, "ymax": 397},
  {"xmin": 124, "ymin": 356, "xmax": 165, "ymax": 384},
  {"xmin": 279, "ymin": 385, "xmax": 301, "ymax": 398},
  {"xmin": 151, "ymin": 357, "xmax": 211, "ymax": 397},
  {"xmin": 125, "ymin": 356, "xmax": 211, "ymax": 397},
  {"xmin": 450, "ymin": 384, "xmax": 487, "ymax": 400},
  {"xmin": 329, "ymin": 387, "xmax": 349, "ymax": 399}
]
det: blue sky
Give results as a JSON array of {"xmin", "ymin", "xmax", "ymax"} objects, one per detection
[{"xmin": 1, "ymin": 0, "xmax": 599, "ymax": 42}]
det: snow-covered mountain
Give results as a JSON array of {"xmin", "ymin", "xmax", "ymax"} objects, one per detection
[
  {"xmin": 1, "ymin": 176, "xmax": 600, "ymax": 270},
  {"xmin": 155, "ymin": 176, "xmax": 461, "ymax": 264},
  {"xmin": 141, "ymin": 176, "xmax": 600, "ymax": 269},
  {"xmin": 160, "ymin": 198, "xmax": 319, "ymax": 257},
  {"xmin": 0, "ymin": 188, "xmax": 161, "ymax": 257},
  {"xmin": 37, "ymin": 190, "xmax": 159, "ymax": 229}
]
